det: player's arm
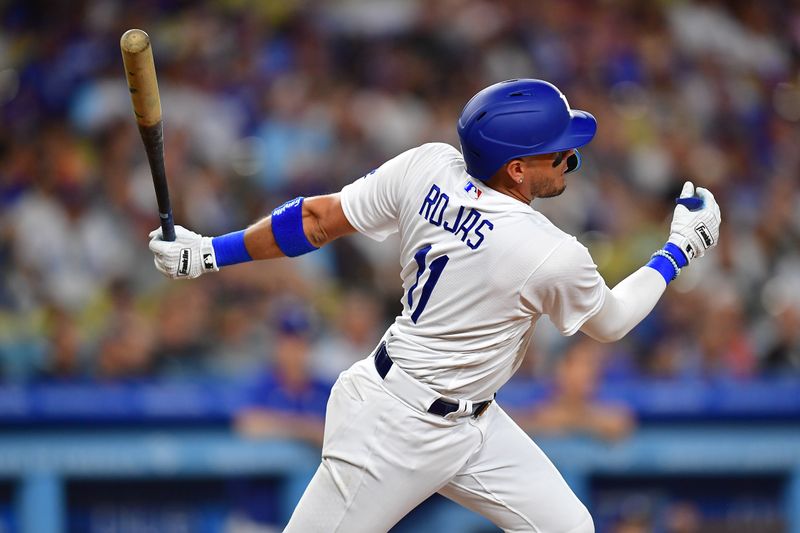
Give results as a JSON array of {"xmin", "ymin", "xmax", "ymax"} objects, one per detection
[
  {"xmin": 580, "ymin": 181, "xmax": 721, "ymax": 342},
  {"xmin": 149, "ymin": 147, "xmax": 414, "ymax": 279},
  {"xmin": 243, "ymin": 194, "xmax": 356, "ymax": 259},
  {"xmin": 579, "ymin": 267, "xmax": 666, "ymax": 342},
  {"xmin": 148, "ymin": 194, "xmax": 357, "ymax": 279}
]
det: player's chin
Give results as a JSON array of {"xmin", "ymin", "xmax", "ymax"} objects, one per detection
[{"xmin": 539, "ymin": 181, "xmax": 567, "ymax": 198}]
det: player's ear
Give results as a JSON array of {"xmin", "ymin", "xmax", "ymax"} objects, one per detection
[{"xmin": 505, "ymin": 159, "xmax": 525, "ymax": 183}]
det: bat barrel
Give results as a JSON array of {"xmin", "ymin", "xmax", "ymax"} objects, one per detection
[{"xmin": 120, "ymin": 29, "xmax": 162, "ymax": 128}]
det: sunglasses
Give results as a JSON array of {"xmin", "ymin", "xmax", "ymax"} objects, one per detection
[
  {"xmin": 551, "ymin": 150, "xmax": 569, "ymax": 167},
  {"xmin": 551, "ymin": 149, "xmax": 582, "ymax": 173}
]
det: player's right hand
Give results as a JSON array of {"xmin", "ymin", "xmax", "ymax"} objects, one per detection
[
  {"xmin": 667, "ymin": 181, "xmax": 721, "ymax": 263},
  {"xmin": 148, "ymin": 225, "xmax": 219, "ymax": 279}
]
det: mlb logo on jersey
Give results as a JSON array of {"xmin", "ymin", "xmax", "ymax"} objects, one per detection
[{"xmin": 464, "ymin": 181, "xmax": 482, "ymax": 200}]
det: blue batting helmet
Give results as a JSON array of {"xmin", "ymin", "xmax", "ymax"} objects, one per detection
[{"xmin": 457, "ymin": 79, "xmax": 597, "ymax": 181}]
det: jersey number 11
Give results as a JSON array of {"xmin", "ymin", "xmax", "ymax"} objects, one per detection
[{"xmin": 407, "ymin": 245, "xmax": 450, "ymax": 323}]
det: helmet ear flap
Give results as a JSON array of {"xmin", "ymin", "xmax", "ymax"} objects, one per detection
[{"xmin": 565, "ymin": 150, "xmax": 582, "ymax": 174}]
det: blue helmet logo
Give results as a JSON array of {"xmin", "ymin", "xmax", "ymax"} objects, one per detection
[{"xmin": 457, "ymin": 79, "xmax": 597, "ymax": 181}]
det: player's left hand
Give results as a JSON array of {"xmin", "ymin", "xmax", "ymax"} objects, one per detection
[
  {"xmin": 667, "ymin": 181, "xmax": 721, "ymax": 263},
  {"xmin": 148, "ymin": 225, "xmax": 218, "ymax": 279}
]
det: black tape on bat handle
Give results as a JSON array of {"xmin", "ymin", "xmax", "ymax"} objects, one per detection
[{"xmin": 139, "ymin": 122, "xmax": 175, "ymax": 242}]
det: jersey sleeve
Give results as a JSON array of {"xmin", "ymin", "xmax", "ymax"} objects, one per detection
[
  {"xmin": 521, "ymin": 237, "xmax": 607, "ymax": 336},
  {"xmin": 340, "ymin": 147, "xmax": 418, "ymax": 242}
]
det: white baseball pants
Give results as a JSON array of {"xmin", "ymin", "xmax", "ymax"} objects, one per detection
[{"xmin": 284, "ymin": 356, "xmax": 593, "ymax": 533}]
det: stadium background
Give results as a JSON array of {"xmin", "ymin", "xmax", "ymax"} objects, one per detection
[{"xmin": 1, "ymin": 0, "xmax": 799, "ymax": 531}]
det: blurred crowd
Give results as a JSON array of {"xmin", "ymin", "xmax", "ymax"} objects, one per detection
[{"xmin": 0, "ymin": 0, "xmax": 799, "ymax": 392}]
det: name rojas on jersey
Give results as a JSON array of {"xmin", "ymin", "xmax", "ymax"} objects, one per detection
[{"xmin": 418, "ymin": 182, "xmax": 494, "ymax": 250}]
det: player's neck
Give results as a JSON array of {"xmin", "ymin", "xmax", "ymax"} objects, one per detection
[{"xmin": 485, "ymin": 177, "xmax": 532, "ymax": 204}]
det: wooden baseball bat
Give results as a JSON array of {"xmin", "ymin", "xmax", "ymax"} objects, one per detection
[{"xmin": 120, "ymin": 29, "xmax": 175, "ymax": 242}]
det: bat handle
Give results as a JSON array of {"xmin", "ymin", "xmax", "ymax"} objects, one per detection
[
  {"xmin": 676, "ymin": 196, "xmax": 704, "ymax": 211},
  {"xmin": 160, "ymin": 210, "xmax": 176, "ymax": 241},
  {"xmin": 137, "ymin": 123, "xmax": 176, "ymax": 241}
]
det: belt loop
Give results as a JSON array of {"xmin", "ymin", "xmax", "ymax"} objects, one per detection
[
  {"xmin": 473, "ymin": 398, "xmax": 493, "ymax": 418},
  {"xmin": 374, "ymin": 342, "xmax": 392, "ymax": 379},
  {"xmin": 443, "ymin": 399, "xmax": 473, "ymax": 420}
]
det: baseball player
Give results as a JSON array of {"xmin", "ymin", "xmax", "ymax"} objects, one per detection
[{"xmin": 149, "ymin": 79, "xmax": 721, "ymax": 532}]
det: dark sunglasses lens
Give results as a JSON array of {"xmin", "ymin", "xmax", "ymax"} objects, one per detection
[{"xmin": 551, "ymin": 151, "xmax": 566, "ymax": 167}]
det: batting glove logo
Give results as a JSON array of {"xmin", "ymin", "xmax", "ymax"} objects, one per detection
[
  {"xmin": 694, "ymin": 223, "xmax": 714, "ymax": 248},
  {"xmin": 202, "ymin": 253, "xmax": 215, "ymax": 271},
  {"xmin": 178, "ymin": 248, "xmax": 191, "ymax": 276}
]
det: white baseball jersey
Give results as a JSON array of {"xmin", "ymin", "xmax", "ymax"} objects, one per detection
[{"xmin": 340, "ymin": 143, "xmax": 606, "ymax": 400}]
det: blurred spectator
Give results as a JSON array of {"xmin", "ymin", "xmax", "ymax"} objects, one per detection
[
  {"xmin": 606, "ymin": 494, "xmax": 657, "ymax": 533},
  {"xmin": 758, "ymin": 266, "xmax": 800, "ymax": 373},
  {"xmin": 234, "ymin": 305, "xmax": 330, "ymax": 447},
  {"xmin": 695, "ymin": 286, "xmax": 756, "ymax": 378},
  {"xmin": 761, "ymin": 304, "xmax": 800, "ymax": 373},
  {"xmin": 664, "ymin": 501, "xmax": 701, "ymax": 533},
  {"xmin": 205, "ymin": 303, "xmax": 266, "ymax": 379},
  {"xmin": 151, "ymin": 283, "xmax": 214, "ymax": 378},
  {"xmin": 226, "ymin": 303, "xmax": 331, "ymax": 533},
  {"xmin": 512, "ymin": 338, "xmax": 636, "ymax": 441},
  {"xmin": 94, "ymin": 313, "xmax": 156, "ymax": 381},
  {"xmin": 611, "ymin": 516, "xmax": 652, "ymax": 533},
  {"xmin": 311, "ymin": 287, "xmax": 384, "ymax": 381},
  {"xmin": 34, "ymin": 306, "xmax": 88, "ymax": 382},
  {"xmin": 93, "ymin": 280, "xmax": 157, "ymax": 381}
]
